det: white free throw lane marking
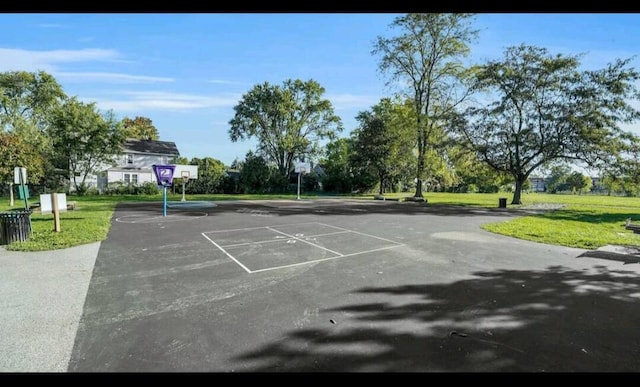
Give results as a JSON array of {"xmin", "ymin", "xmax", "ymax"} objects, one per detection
[
  {"xmin": 266, "ymin": 227, "xmax": 344, "ymax": 257},
  {"xmin": 201, "ymin": 233, "xmax": 252, "ymax": 274},
  {"xmin": 317, "ymin": 222, "xmax": 403, "ymax": 245},
  {"xmin": 249, "ymin": 244, "xmax": 403, "ymax": 274},
  {"xmin": 221, "ymin": 237, "xmax": 295, "ymax": 249},
  {"xmin": 202, "ymin": 221, "xmax": 319, "ymax": 234},
  {"xmin": 207, "ymin": 229, "xmax": 349, "ymax": 248}
]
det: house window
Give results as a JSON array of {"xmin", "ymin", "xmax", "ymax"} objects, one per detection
[
  {"xmin": 127, "ymin": 154, "xmax": 133, "ymax": 164},
  {"xmin": 124, "ymin": 173, "xmax": 138, "ymax": 184}
]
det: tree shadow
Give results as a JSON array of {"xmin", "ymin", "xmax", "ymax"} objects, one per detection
[
  {"xmin": 113, "ymin": 200, "xmax": 540, "ymax": 219},
  {"xmin": 234, "ymin": 265, "xmax": 640, "ymax": 372}
]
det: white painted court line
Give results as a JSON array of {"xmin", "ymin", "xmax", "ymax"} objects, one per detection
[
  {"xmin": 317, "ymin": 222, "xmax": 403, "ymax": 245},
  {"xmin": 201, "ymin": 232, "xmax": 252, "ymax": 274},
  {"xmin": 266, "ymin": 227, "xmax": 344, "ymax": 257},
  {"xmin": 201, "ymin": 222, "xmax": 405, "ymax": 274},
  {"xmin": 221, "ymin": 238, "xmax": 291, "ymax": 249},
  {"xmin": 201, "ymin": 221, "xmax": 319, "ymax": 234},
  {"xmin": 249, "ymin": 244, "xmax": 403, "ymax": 274},
  {"xmin": 219, "ymin": 230, "xmax": 350, "ymax": 248}
]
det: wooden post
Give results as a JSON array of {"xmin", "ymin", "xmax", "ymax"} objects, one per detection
[{"xmin": 51, "ymin": 193, "xmax": 61, "ymax": 232}]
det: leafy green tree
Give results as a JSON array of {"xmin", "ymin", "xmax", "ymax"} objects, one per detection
[
  {"xmin": 545, "ymin": 164, "xmax": 572, "ymax": 194},
  {"xmin": 0, "ymin": 70, "xmax": 66, "ymax": 134},
  {"xmin": 229, "ymin": 79, "xmax": 343, "ymax": 178},
  {"xmin": 566, "ymin": 171, "xmax": 592, "ymax": 194},
  {"xmin": 350, "ymin": 98, "xmax": 415, "ymax": 195},
  {"xmin": 447, "ymin": 146, "xmax": 511, "ymax": 193},
  {"xmin": 320, "ymin": 138, "xmax": 357, "ymax": 193},
  {"xmin": 49, "ymin": 98, "xmax": 125, "ymax": 194},
  {"xmin": 453, "ymin": 45, "xmax": 640, "ymax": 204},
  {"xmin": 0, "ymin": 70, "xmax": 67, "ymax": 189},
  {"xmin": 239, "ymin": 151, "xmax": 271, "ymax": 194},
  {"xmin": 122, "ymin": 116, "xmax": 160, "ymax": 140},
  {"xmin": 373, "ymin": 13, "xmax": 478, "ymax": 200},
  {"xmin": 186, "ymin": 157, "xmax": 226, "ymax": 194},
  {"xmin": 0, "ymin": 132, "xmax": 45, "ymax": 205}
]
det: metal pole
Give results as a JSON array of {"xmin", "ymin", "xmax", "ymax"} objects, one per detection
[
  {"xmin": 181, "ymin": 180, "xmax": 186, "ymax": 202},
  {"xmin": 19, "ymin": 169, "xmax": 28, "ymax": 211},
  {"xmin": 297, "ymin": 171, "xmax": 301, "ymax": 200},
  {"xmin": 163, "ymin": 186, "xmax": 167, "ymax": 217}
]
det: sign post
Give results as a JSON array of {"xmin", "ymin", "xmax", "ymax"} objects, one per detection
[
  {"xmin": 152, "ymin": 165, "xmax": 176, "ymax": 217},
  {"xmin": 14, "ymin": 167, "xmax": 28, "ymax": 210}
]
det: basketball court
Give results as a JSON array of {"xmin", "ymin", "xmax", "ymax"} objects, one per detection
[{"xmin": 66, "ymin": 198, "xmax": 640, "ymax": 372}]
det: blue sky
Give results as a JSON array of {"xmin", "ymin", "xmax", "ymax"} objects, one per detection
[{"xmin": 1, "ymin": 13, "xmax": 639, "ymax": 166}]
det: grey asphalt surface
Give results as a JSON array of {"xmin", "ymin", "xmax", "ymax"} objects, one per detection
[
  {"xmin": 0, "ymin": 241, "xmax": 99, "ymax": 372},
  {"xmin": 3, "ymin": 198, "xmax": 640, "ymax": 372}
]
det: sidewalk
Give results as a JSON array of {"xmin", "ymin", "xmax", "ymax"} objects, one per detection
[{"xmin": 0, "ymin": 242, "xmax": 100, "ymax": 372}]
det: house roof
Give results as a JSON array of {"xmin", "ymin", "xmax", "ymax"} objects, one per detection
[{"xmin": 123, "ymin": 138, "xmax": 180, "ymax": 156}]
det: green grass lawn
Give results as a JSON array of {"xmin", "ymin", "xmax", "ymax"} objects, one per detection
[{"xmin": 1, "ymin": 191, "xmax": 639, "ymax": 251}]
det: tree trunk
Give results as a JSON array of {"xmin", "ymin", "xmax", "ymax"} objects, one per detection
[
  {"xmin": 512, "ymin": 178, "xmax": 524, "ymax": 205},
  {"xmin": 379, "ymin": 174, "xmax": 384, "ymax": 195},
  {"xmin": 414, "ymin": 118, "xmax": 424, "ymax": 199}
]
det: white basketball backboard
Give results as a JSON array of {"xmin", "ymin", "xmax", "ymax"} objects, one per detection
[
  {"xmin": 294, "ymin": 163, "xmax": 311, "ymax": 173},
  {"xmin": 171, "ymin": 164, "xmax": 198, "ymax": 179}
]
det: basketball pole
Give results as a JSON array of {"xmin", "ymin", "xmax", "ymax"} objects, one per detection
[
  {"xmin": 163, "ymin": 186, "xmax": 167, "ymax": 217},
  {"xmin": 297, "ymin": 170, "xmax": 301, "ymax": 200}
]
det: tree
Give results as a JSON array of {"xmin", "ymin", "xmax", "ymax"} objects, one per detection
[
  {"xmin": 186, "ymin": 157, "xmax": 226, "ymax": 194},
  {"xmin": 0, "ymin": 70, "xmax": 66, "ymax": 134},
  {"xmin": 566, "ymin": 171, "xmax": 592, "ymax": 194},
  {"xmin": 350, "ymin": 98, "xmax": 414, "ymax": 195},
  {"xmin": 453, "ymin": 45, "xmax": 640, "ymax": 204},
  {"xmin": 545, "ymin": 164, "xmax": 572, "ymax": 194},
  {"xmin": 239, "ymin": 151, "xmax": 271, "ymax": 194},
  {"xmin": 372, "ymin": 13, "xmax": 478, "ymax": 200},
  {"xmin": 0, "ymin": 132, "xmax": 45, "ymax": 205},
  {"xmin": 228, "ymin": 79, "xmax": 343, "ymax": 178},
  {"xmin": 447, "ymin": 146, "xmax": 511, "ymax": 193},
  {"xmin": 0, "ymin": 70, "xmax": 67, "ymax": 190},
  {"xmin": 121, "ymin": 116, "xmax": 160, "ymax": 140},
  {"xmin": 321, "ymin": 138, "xmax": 357, "ymax": 193},
  {"xmin": 49, "ymin": 98, "xmax": 125, "ymax": 194}
]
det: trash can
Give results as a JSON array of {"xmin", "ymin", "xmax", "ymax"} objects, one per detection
[
  {"xmin": 0, "ymin": 210, "xmax": 32, "ymax": 245},
  {"xmin": 498, "ymin": 198, "xmax": 507, "ymax": 208}
]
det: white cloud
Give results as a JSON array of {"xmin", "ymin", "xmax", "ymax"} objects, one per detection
[
  {"xmin": 208, "ymin": 79, "xmax": 248, "ymax": 86},
  {"xmin": 0, "ymin": 47, "xmax": 119, "ymax": 72},
  {"xmin": 88, "ymin": 91, "xmax": 242, "ymax": 113},
  {"xmin": 56, "ymin": 72, "xmax": 174, "ymax": 83}
]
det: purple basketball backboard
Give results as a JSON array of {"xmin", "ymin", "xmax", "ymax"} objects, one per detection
[{"xmin": 152, "ymin": 164, "xmax": 176, "ymax": 187}]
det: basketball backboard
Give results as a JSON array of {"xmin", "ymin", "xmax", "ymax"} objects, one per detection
[
  {"xmin": 172, "ymin": 164, "xmax": 198, "ymax": 180},
  {"xmin": 294, "ymin": 162, "xmax": 311, "ymax": 174}
]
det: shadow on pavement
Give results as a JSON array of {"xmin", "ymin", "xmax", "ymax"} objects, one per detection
[{"xmin": 234, "ymin": 265, "xmax": 640, "ymax": 372}]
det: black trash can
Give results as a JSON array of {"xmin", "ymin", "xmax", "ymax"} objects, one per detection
[
  {"xmin": 0, "ymin": 210, "xmax": 32, "ymax": 245},
  {"xmin": 498, "ymin": 198, "xmax": 508, "ymax": 208}
]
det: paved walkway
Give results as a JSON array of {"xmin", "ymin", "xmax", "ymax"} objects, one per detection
[{"xmin": 0, "ymin": 242, "xmax": 100, "ymax": 372}]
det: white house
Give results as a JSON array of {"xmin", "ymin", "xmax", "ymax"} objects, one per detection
[{"xmin": 75, "ymin": 138, "xmax": 181, "ymax": 192}]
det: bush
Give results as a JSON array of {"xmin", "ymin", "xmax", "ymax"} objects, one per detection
[{"xmin": 139, "ymin": 181, "xmax": 160, "ymax": 195}]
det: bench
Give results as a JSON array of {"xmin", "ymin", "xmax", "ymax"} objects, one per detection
[{"xmin": 624, "ymin": 219, "xmax": 640, "ymax": 234}]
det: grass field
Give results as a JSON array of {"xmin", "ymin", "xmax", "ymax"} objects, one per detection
[{"xmin": 1, "ymin": 191, "xmax": 639, "ymax": 251}]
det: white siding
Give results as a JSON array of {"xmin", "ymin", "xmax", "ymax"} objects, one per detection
[
  {"xmin": 113, "ymin": 153, "xmax": 168, "ymax": 169},
  {"xmin": 107, "ymin": 170, "xmax": 155, "ymax": 184}
]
